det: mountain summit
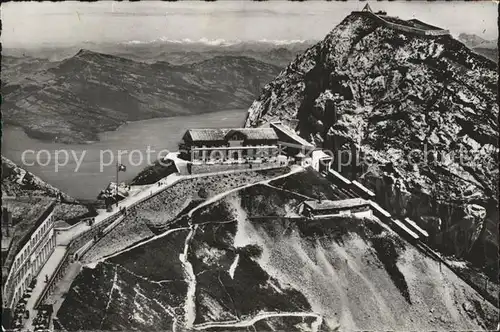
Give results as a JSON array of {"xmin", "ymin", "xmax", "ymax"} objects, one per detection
[{"xmin": 245, "ymin": 11, "xmax": 498, "ymax": 279}]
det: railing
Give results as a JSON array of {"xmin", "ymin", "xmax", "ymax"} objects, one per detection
[
  {"xmin": 191, "ymin": 159, "xmax": 287, "ymax": 175},
  {"xmin": 34, "ymin": 250, "xmax": 70, "ymax": 310},
  {"xmin": 34, "ymin": 212, "xmax": 122, "ymax": 309},
  {"xmin": 54, "ymin": 218, "xmax": 92, "ymax": 231},
  {"xmin": 417, "ymin": 243, "xmax": 498, "ymax": 307},
  {"xmin": 73, "ymin": 216, "xmax": 125, "ymax": 260}
]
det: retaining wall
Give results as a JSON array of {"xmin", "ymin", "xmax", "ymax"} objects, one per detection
[{"xmin": 191, "ymin": 160, "xmax": 287, "ymax": 175}]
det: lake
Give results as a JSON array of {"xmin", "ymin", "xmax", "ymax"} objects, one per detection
[{"xmin": 2, "ymin": 109, "xmax": 247, "ymax": 200}]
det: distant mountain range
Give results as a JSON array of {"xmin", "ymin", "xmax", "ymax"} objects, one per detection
[
  {"xmin": 458, "ymin": 33, "xmax": 498, "ymax": 62},
  {"xmin": 2, "ymin": 50, "xmax": 283, "ymax": 143},
  {"xmin": 3, "ymin": 39, "xmax": 316, "ymax": 66}
]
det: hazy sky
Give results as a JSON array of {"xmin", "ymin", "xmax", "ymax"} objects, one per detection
[{"xmin": 1, "ymin": 1, "xmax": 497, "ymax": 48}]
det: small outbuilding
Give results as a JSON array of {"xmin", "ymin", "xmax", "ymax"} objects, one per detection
[
  {"xmin": 301, "ymin": 198, "xmax": 372, "ymax": 218},
  {"xmin": 311, "ymin": 150, "xmax": 333, "ymax": 174}
]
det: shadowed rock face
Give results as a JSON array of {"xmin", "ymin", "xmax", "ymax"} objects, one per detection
[
  {"xmin": 244, "ymin": 13, "xmax": 498, "ymax": 277},
  {"xmin": 2, "ymin": 50, "xmax": 281, "ymax": 143}
]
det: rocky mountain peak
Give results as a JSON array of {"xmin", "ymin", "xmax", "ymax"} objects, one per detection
[
  {"xmin": 74, "ymin": 48, "xmax": 110, "ymax": 59},
  {"xmin": 244, "ymin": 11, "xmax": 499, "ymax": 277},
  {"xmin": 75, "ymin": 48, "xmax": 93, "ymax": 57}
]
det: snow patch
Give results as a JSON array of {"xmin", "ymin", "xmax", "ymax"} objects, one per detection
[
  {"xmin": 179, "ymin": 226, "xmax": 198, "ymax": 329},
  {"xmin": 228, "ymin": 254, "xmax": 239, "ymax": 279}
]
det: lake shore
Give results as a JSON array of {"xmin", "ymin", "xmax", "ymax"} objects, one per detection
[
  {"xmin": 4, "ymin": 108, "xmax": 250, "ymax": 145},
  {"xmin": 2, "ymin": 109, "xmax": 247, "ymax": 200}
]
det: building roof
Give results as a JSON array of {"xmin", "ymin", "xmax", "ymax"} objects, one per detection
[
  {"xmin": 184, "ymin": 128, "xmax": 278, "ymax": 143},
  {"xmin": 393, "ymin": 218, "xmax": 419, "ymax": 240},
  {"xmin": 328, "ymin": 169, "xmax": 351, "ymax": 185},
  {"xmin": 226, "ymin": 128, "xmax": 278, "ymax": 141},
  {"xmin": 369, "ymin": 201, "xmax": 391, "ymax": 218},
  {"xmin": 184, "ymin": 128, "xmax": 227, "ymax": 142},
  {"xmin": 1, "ymin": 197, "xmax": 56, "ymax": 280},
  {"xmin": 352, "ymin": 180, "xmax": 376, "ymax": 197},
  {"xmin": 270, "ymin": 122, "xmax": 315, "ymax": 149},
  {"xmin": 312, "ymin": 150, "xmax": 332, "ymax": 160},
  {"xmin": 303, "ymin": 198, "xmax": 369, "ymax": 211},
  {"xmin": 404, "ymin": 217, "xmax": 429, "ymax": 237}
]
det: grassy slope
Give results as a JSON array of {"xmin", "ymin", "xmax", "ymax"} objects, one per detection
[{"xmin": 81, "ymin": 168, "xmax": 290, "ymax": 265}]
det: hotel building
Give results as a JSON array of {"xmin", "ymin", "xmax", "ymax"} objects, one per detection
[
  {"xmin": 1, "ymin": 198, "xmax": 57, "ymax": 327},
  {"xmin": 179, "ymin": 128, "xmax": 282, "ymax": 164}
]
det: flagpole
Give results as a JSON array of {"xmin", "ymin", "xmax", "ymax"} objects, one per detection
[{"xmin": 116, "ymin": 160, "xmax": 119, "ymax": 208}]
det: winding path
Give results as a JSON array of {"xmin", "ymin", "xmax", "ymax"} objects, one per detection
[{"xmin": 192, "ymin": 311, "xmax": 323, "ymax": 331}]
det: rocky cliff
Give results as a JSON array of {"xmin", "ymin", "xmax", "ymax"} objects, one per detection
[
  {"xmin": 2, "ymin": 51, "xmax": 281, "ymax": 143},
  {"xmin": 245, "ymin": 12, "xmax": 498, "ymax": 279},
  {"xmin": 1, "ymin": 156, "xmax": 94, "ymax": 225},
  {"xmin": 1, "ymin": 156, "xmax": 74, "ymax": 202}
]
